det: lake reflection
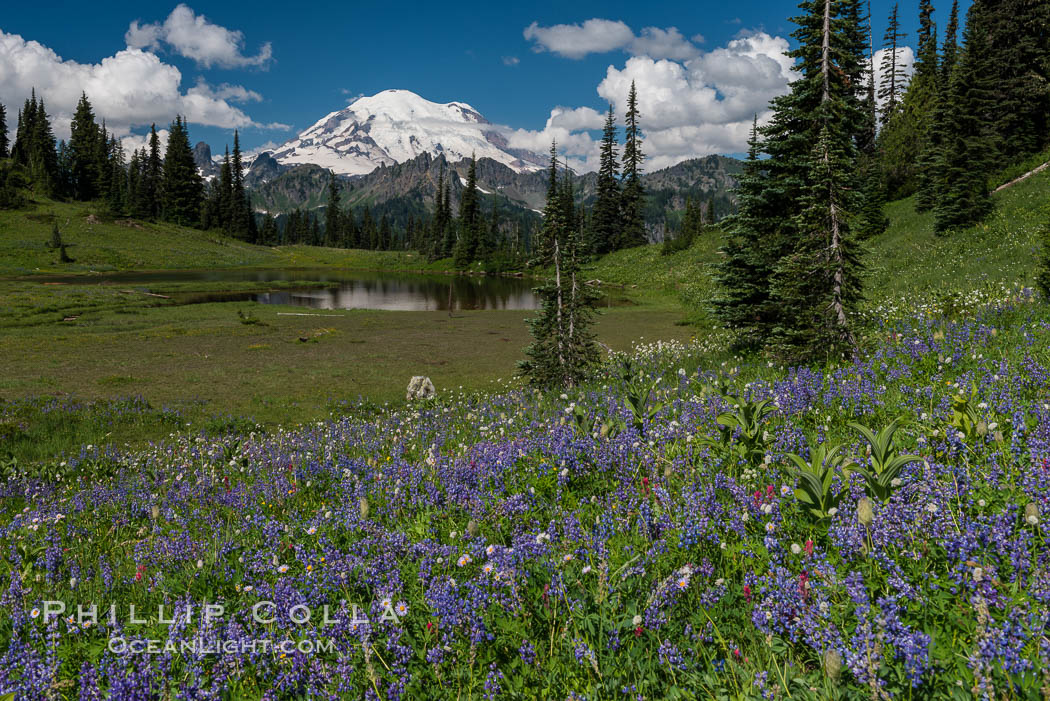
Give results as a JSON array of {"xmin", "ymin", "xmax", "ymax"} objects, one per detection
[
  {"xmin": 252, "ymin": 275, "xmax": 539, "ymax": 311},
  {"xmin": 24, "ymin": 269, "xmax": 630, "ymax": 311}
]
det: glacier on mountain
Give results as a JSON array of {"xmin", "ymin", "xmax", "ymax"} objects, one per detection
[{"xmin": 269, "ymin": 89, "xmax": 546, "ymax": 176}]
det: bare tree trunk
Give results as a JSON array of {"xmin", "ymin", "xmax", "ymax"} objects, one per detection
[
  {"xmin": 821, "ymin": 0, "xmax": 856, "ymax": 350},
  {"xmin": 822, "ymin": 0, "xmax": 831, "ymax": 102},
  {"xmin": 554, "ymin": 237, "xmax": 567, "ymax": 383}
]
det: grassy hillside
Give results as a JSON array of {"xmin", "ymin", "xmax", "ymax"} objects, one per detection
[
  {"xmin": 584, "ymin": 165, "xmax": 1050, "ymax": 321},
  {"xmin": 0, "ymin": 198, "xmax": 455, "ymax": 275}
]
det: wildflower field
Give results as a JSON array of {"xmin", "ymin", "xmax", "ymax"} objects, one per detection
[{"xmin": 1, "ymin": 287, "xmax": 1048, "ymax": 700}]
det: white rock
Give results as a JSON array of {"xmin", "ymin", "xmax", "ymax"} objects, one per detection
[{"xmin": 406, "ymin": 376, "xmax": 436, "ymax": 401}]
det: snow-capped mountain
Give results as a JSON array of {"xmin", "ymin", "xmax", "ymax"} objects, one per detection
[{"xmin": 270, "ymin": 89, "xmax": 546, "ymax": 176}]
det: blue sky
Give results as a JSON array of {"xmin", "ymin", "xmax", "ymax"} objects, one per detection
[{"xmin": 0, "ymin": 0, "xmax": 965, "ymax": 170}]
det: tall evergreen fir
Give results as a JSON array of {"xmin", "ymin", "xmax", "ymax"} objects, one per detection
[
  {"xmin": 480, "ymin": 196, "xmax": 499, "ymax": 261},
  {"xmin": 105, "ymin": 135, "xmax": 126, "ymax": 216},
  {"xmin": 880, "ymin": 0, "xmax": 937, "ymax": 199},
  {"xmin": 29, "ymin": 97, "xmax": 59, "ymax": 196},
  {"xmin": 933, "ymin": 8, "xmax": 996, "ymax": 235},
  {"xmin": 590, "ymin": 104, "xmax": 621, "ymax": 255},
  {"xmin": 324, "ymin": 170, "xmax": 341, "ymax": 246},
  {"xmin": 619, "ymin": 81, "xmax": 647, "ymax": 249},
  {"xmin": 125, "ymin": 149, "xmax": 141, "ymax": 213},
  {"xmin": 0, "ymin": 102, "xmax": 7, "ymax": 158},
  {"xmin": 379, "ymin": 214, "xmax": 392, "ymax": 250},
  {"xmin": 915, "ymin": 0, "xmax": 938, "ymax": 83},
  {"xmin": 975, "ymin": 0, "xmax": 1050, "ymax": 164},
  {"xmin": 878, "ymin": 3, "xmax": 908, "ymax": 125},
  {"xmin": 750, "ymin": 0, "xmax": 868, "ymax": 362},
  {"xmin": 453, "ymin": 155, "xmax": 481, "ymax": 267},
  {"xmin": 68, "ymin": 94, "xmax": 100, "ymax": 200},
  {"xmin": 160, "ymin": 117, "xmax": 203, "ymax": 226},
  {"xmin": 914, "ymin": 0, "xmax": 958, "ymax": 211},
  {"xmin": 854, "ymin": 0, "xmax": 887, "ymax": 237},
  {"xmin": 219, "ymin": 148, "xmax": 234, "ymax": 231},
  {"xmin": 260, "ymin": 214, "xmax": 278, "ymax": 245},
  {"xmin": 94, "ymin": 121, "xmax": 113, "ymax": 202},
  {"xmin": 519, "ymin": 142, "xmax": 599, "ymax": 389},
  {"xmin": 360, "ymin": 207, "xmax": 376, "ymax": 249},
  {"xmin": 11, "ymin": 98, "xmax": 29, "ymax": 166},
  {"xmin": 230, "ymin": 131, "xmax": 254, "ymax": 240},
  {"xmin": 428, "ymin": 166, "xmax": 447, "ymax": 258},
  {"xmin": 940, "ymin": 0, "xmax": 960, "ymax": 81},
  {"xmin": 439, "ymin": 169, "xmax": 456, "ymax": 258},
  {"xmin": 713, "ymin": 118, "xmax": 781, "ymax": 349},
  {"xmin": 13, "ymin": 92, "xmax": 60, "ymax": 195},
  {"xmin": 134, "ymin": 125, "xmax": 162, "ymax": 220}
]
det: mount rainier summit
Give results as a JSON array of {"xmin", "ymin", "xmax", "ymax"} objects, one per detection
[{"xmin": 269, "ymin": 89, "xmax": 547, "ymax": 176}]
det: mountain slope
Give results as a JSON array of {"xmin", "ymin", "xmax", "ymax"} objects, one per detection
[
  {"xmin": 270, "ymin": 89, "xmax": 547, "ymax": 176},
  {"xmin": 249, "ymin": 152, "xmax": 743, "ymax": 236}
]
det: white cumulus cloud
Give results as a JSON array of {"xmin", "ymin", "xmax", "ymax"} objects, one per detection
[
  {"xmin": 510, "ymin": 29, "xmax": 798, "ymax": 171},
  {"xmin": 871, "ymin": 46, "xmax": 915, "ymax": 110},
  {"xmin": 524, "ymin": 18, "xmax": 702, "ymax": 61},
  {"xmin": 524, "ymin": 19, "xmax": 636, "ymax": 59},
  {"xmin": 0, "ymin": 29, "xmax": 286, "ymax": 142},
  {"xmin": 628, "ymin": 27, "xmax": 700, "ymax": 61},
  {"xmin": 119, "ymin": 129, "xmax": 170, "ymax": 157},
  {"xmin": 126, "ymin": 4, "xmax": 272, "ymax": 69},
  {"xmin": 188, "ymin": 79, "xmax": 262, "ymax": 103}
]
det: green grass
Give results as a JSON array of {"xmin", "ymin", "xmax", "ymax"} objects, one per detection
[
  {"xmin": 0, "ymin": 396, "xmax": 187, "ymax": 464},
  {"xmin": 580, "ymin": 166, "xmax": 1050, "ymax": 322},
  {"xmin": 0, "ymin": 300, "xmax": 695, "ymax": 432},
  {"xmin": 0, "ymin": 198, "xmax": 459, "ymax": 275},
  {"xmin": 1, "ymin": 167, "xmax": 1047, "ymax": 461},
  {"xmin": 865, "ymin": 167, "xmax": 1047, "ymax": 305}
]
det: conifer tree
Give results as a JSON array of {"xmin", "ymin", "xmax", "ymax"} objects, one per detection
[
  {"xmin": 428, "ymin": 166, "xmax": 447, "ymax": 258},
  {"xmin": 933, "ymin": 8, "xmax": 996, "ymax": 235},
  {"xmin": 976, "ymin": 0, "xmax": 1050, "ymax": 164},
  {"xmin": 520, "ymin": 142, "xmax": 599, "ymax": 388},
  {"xmin": 915, "ymin": 0, "xmax": 938, "ymax": 83},
  {"xmin": 324, "ymin": 170, "xmax": 341, "ymax": 246},
  {"xmin": 12, "ymin": 92, "xmax": 38, "ymax": 168},
  {"xmin": 713, "ymin": 118, "xmax": 781, "ymax": 348},
  {"xmin": 360, "ymin": 207, "xmax": 376, "ymax": 249},
  {"xmin": 126, "ymin": 149, "xmax": 141, "ymax": 213},
  {"xmin": 940, "ymin": 0, "xmax": 960, "ymax": 81},
  {"xmin": 13, "ymin": 92, "xmax": 60, "ymax": 195},
  {"xmin": 160, "ymin": 117, "xmax": 203, "ymax": 226},
  {"xmin": 590, "ymin": 104, "xmax": 621, "ymax": 255},
  {"xmin": 260, "ymin": 214, "xmax": 278, "ymax": 246},
  {"xmin": 343, "ymin": 202, "xmax": 359, "ymax": 248},
  {"xmin": 914, "ymin": 0, "xmax": 959, "ymax": 211},
  {"xmin": 736, "ymin": 0, "xmax": 869, "ymax": 362},
  {"xmin": 214, "ymin": 147, "xmax": 233, "ymax": 230},
  {"xmin": 619, "ymin": 82, "xmax": 647, "ymax": 249},
  {"xmin": 310, "ymin": 213, "xmax": 320, "ymax": 245},
  {"xmin": 453, "ymin": 155, "xmax": 481, "ymax": 267},
  {"xmin": 0, "ymin": 102, "xmax": 7, "ymax": 158},
  {"xmin": 29, "ymin": 97, "xmax": 59, "ymax": 196},
  {"xmin": 105, "ymin": 135, "xmax": 126, "ymax": 216},
  {"xmin": 878, "ymin": 3, "xmax": 908, "ymax": 125},
  {"xmin": 135, "ymin": 125, "xmax": 162, "ymax": 220},
  {"xmin": 68, "ymin": 93, "xmax": 101, "ymax": 199},
  {"xmin": 480, "ymin": 196, "xmax": 499, "ymax": 261},
  {"xmin": 230, "ymin": 131, "xmax": 253, "ymax": 239},
  {"xmin": 662, "ymin": 196, "xmax": 704, "ymax": 254},
  {"xmin": 855, "ymin": 0, "xmax": 887, "ymax": 236},
  {"xmin": 879, "ymin": 0, "xmax": 937, "ymax": 200},
  {"xmin": 379, "ymin": 213, "xmax": 392, "ymax": 250}
]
